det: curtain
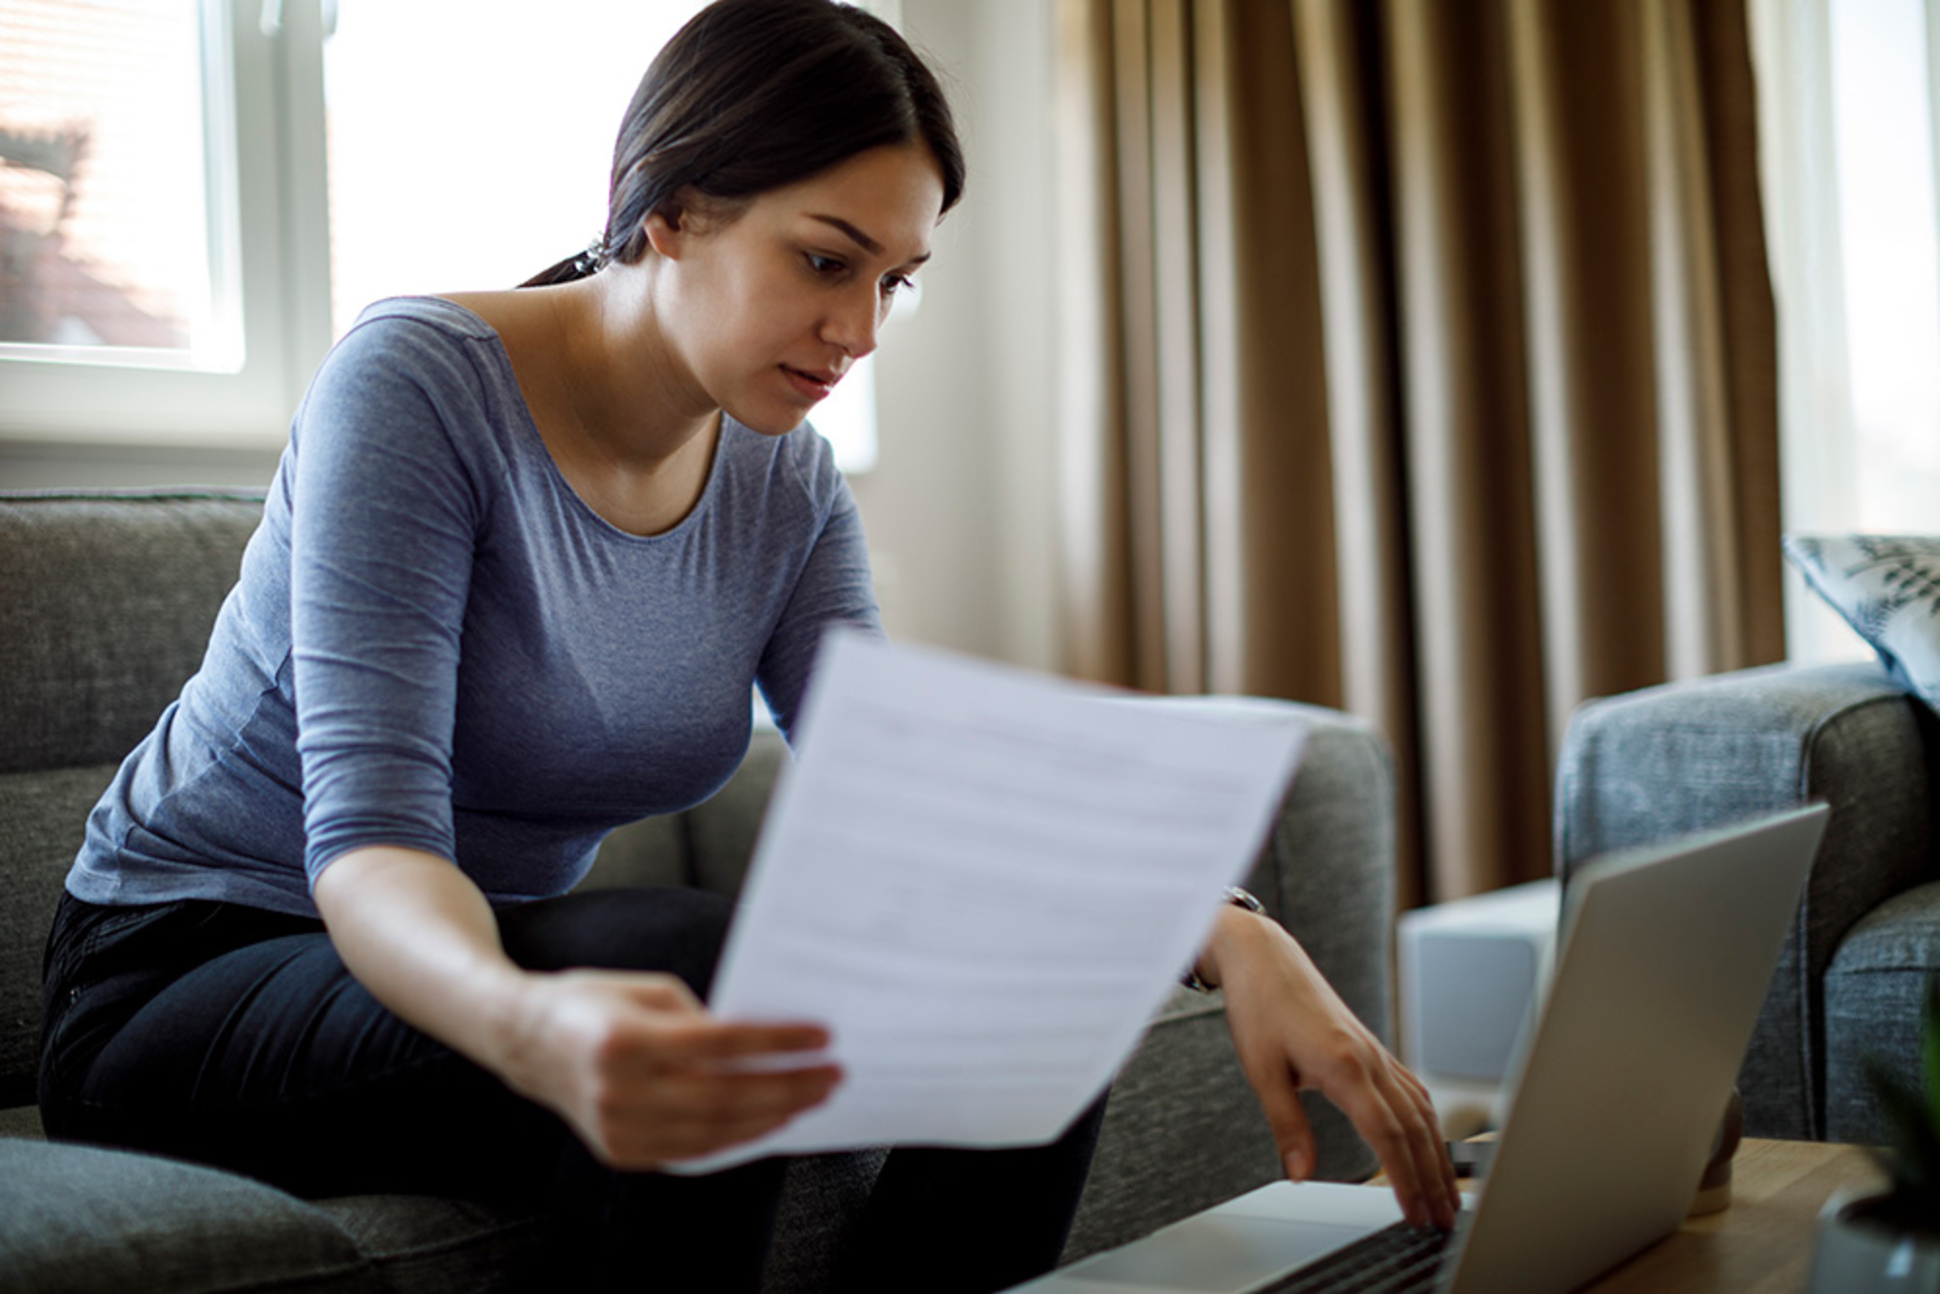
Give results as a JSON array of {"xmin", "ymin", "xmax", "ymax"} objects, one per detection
[{"xmin": 1054, "ymin": 0, "xmax": 1784, "ymax": 906}]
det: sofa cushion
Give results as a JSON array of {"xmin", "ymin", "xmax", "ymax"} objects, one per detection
[
  {"xmin": 0, "ymin": 763, "xmax": 120, "ymax": 1109},
  {"xmin": 1823, "ymin": 879, "xmax": 1940, "ymax": 1143},
  {"xmin": 316, "ymin": 1194, "xmax": 540, "ymax": 1293},
  {"xmin": 0, "ymin": 491, "xmax": 263, "ymax": 775},
  {"xmin": 0, "ymin": 1137, "xmax": 378, "ymax": 1292},
  {"xmin": 0, "ymin": 1122, "xmax": 887, "ymax": 1294},
  {"xmin": 0, "ymin": 489, "xmax": 266, "ymax": 1111},
  {"xmin": 0, "ymin": 1105, "xmax": 44, "ymax": 1138},
  {"xmin": 1784, "ymin": 534, "xmax": 1940, "ymax": 713},
  {"xmin": 581, "ymin": 724, "xmax": 788, "ymax": 897},
  {"xmin": 578, "ymin": 812, "xmax": 692, "ymax": 891},
  {"xmin": 324, "ymin": 1150, "xmax": 888, "ymax": 1294},
  {"xmin": 686, "ymin": 724, "xmax": 790, "ymax": 898}
]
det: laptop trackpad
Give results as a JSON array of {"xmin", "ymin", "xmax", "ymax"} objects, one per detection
[{"xmin": 1072, "ymin": 1184, "xmax": 1404, "ymax": 1292}]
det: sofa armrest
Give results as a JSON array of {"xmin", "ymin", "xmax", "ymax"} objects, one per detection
[
  {"xmin": 1554, "ymin": 660, "xmax": 1940, "ymax": 1138},
  {"xmin": 1065, "ymin": 699, "xmax": 1394, "ymax": 1260}
]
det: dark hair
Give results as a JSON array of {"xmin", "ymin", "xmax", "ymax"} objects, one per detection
[{"xmin": 524, "ymin": 0, "xmax": 963, "ymax": 287}]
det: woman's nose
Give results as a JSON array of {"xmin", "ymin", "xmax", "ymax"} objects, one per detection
[{"xmin": 823, "ymin": 286, "xmax": 883, "ymax": 358}]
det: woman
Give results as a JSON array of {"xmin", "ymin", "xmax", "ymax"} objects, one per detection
[{"xmin": 38, "ymin": 1, "xmax": 1456, "ymax": 1289}]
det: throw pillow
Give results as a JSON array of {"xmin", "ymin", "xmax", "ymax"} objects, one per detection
[{"xmin": 1783, "ymin": 535, "xmax": 1940, "ymax": 712}]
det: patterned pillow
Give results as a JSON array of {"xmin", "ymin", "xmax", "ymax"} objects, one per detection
[{"xmin": 1783, "ymin": 535, "xmax": 1940, "ymax": 711}]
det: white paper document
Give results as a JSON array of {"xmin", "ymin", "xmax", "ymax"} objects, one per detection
[{"xmin": 673, "ymin": 630, "xmax": 1308, "ymax": 1172}]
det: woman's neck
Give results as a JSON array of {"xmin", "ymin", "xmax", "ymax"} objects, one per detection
[
  {"xmin": 545, "ymin": 272, "xmax": 719, "ymax": 469},
  {"xmin": 445, "ymin": 277, "xmax": 723, "ymax": 536}
]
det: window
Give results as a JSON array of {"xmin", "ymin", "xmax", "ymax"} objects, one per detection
[
  {"xmin": 0, "ymin": 1, "xmax": 224, "ymax": 360},
  {"xmin": 0, "ymin": 0, "xmax": 331, "ymax": 445},
  {"xmin": 1752, "ymin": 0, "xmax": 1940, "ymax": 661},
  {"xmin": 1, "ymin": 0, "xmax": 892, "ymax": 469},
  {"xmin": 1824, "ymin": 0, "xmax": 1940, "ymax": 531}
]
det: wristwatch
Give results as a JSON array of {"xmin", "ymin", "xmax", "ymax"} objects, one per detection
[{"xmin": 1182, "ymin": 885, "xmax": 1268, "ymax": 992}]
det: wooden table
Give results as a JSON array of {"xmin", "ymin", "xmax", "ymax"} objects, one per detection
[{"xmin": 1550, "ymin": 1137, "xmax": 1879, "ymax": 1293}]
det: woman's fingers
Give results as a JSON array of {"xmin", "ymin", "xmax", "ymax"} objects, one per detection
[
  {"xmin": 1244, "ymin": 1052, "xmax": 1319, "ymax": 1181},
  {"xmin": 1384, "ymin": 1070, "xmax": 1456, "ymax": 1229},
  {"xmin": 515, "ymin": 969, "xmax": 845, "ymax": 1168},
  {"xmin": 641, "ymin": 1055, "xmax": 844, "ymax": 1120},
  {"xmin": 1316, "ymin": 1056, "xmax": 1424, "ymax": 1221},
  {"xmin": 596, "ymin": 1026, "xmax": 843, "ymax": 1159},
  {"xmin": 1414, "ymin": 1073, "xmax": 1461, "ymax": 1224},
  {"xmin": 590, "ymin": 1063, "xmax": 844, "ymax": 1167},
  {"xmin": 1326, "ymin": 1054, "xmax": 1457, "ymax": 1229}
]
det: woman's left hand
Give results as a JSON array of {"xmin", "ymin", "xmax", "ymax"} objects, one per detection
[{"xmin": 1195, "ymin": 905, "xmax": 1460, "ymax": 1230}]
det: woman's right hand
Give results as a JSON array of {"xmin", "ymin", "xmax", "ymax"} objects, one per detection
[
  {"xmin": 498, "ymin": 968, "xmax": 842, "ymax": 1169},
  {"xmin": 314, "ymin": 847, "xmax": 841, "ymax": 1170}
]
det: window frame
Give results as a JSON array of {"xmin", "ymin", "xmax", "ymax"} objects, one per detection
[{"xmin": 0, "ymin": 0, "xmax": 332, "ymax": 448}]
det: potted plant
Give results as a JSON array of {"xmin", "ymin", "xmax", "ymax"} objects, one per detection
[{"xmin": 1809, "ymin": 974, "xmax": 1940, "ymax": 1292}]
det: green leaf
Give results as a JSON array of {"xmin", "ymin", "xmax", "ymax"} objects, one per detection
[
  {"xmin": 1868, "ymin": 1053, "xmax": 1940, "ymax": 1194},
  {"xmin": 1924, "ymin": 975, "xmax": 1940, "ymax": 1136},
  {"xmin": 1862, "ymin": 972, "xmax": 1940, "ymax": 1206}
]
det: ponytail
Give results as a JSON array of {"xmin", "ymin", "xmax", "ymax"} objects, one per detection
[{"xmin": 520, "ymin": 242, "xmax": 606, "ymax": 289}]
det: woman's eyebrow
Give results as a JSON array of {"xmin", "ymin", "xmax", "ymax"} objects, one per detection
[{"xmin": 808, "ymin": 214, "xmax": 931, "ymax": 266}]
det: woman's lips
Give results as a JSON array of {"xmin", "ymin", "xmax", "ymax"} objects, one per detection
[{"xmin": 781, "ymin": 365, "xmax": 840, "ymax": 401}]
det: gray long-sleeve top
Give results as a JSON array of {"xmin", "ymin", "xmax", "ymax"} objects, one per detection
[{"xmin": 66, "ymin": 296, "xmax": 881, "ymax": 918}]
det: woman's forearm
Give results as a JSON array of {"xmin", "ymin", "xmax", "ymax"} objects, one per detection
[{"xmin": 312, "ymin": 845, "xmax": 532, "ymax": 1074}]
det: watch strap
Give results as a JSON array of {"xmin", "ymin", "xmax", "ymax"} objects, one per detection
[{"xmin": 1181, "ymin": 885, "xmax": 1267, "ymax": 992}]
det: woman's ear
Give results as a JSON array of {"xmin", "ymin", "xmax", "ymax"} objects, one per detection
[
  {"xmin": 643, "ymin": 189, "xmax": 740, "ymax": 260},
  {"xmin": 643, "ymin": 204, "xmax": 685, "ymax": 260}
]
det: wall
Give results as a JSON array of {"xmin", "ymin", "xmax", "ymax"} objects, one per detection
[
  {"xmin": 0, "ymin": 2, "xmax": 1063, "ymax": 671},
  {"xmin": 861, "ymin": 0, "xmax": 1060, "ymax": 668}
]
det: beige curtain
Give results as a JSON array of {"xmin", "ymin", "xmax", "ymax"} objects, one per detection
[{"xmin": 1054, "ymin": 0, "xmax": 1784, "ymax": 906}]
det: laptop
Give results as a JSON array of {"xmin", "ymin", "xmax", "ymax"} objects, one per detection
[{"xmin": 1006, "ymin": 803, "xmax": 1830, "ymax": 1294}]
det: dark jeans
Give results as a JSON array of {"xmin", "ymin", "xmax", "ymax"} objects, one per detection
[{"xmin": 40, "ymin": 887, "xmax": 1104, "ymax": 1293}]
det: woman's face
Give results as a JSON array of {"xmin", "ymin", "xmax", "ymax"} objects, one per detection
[{"xmin": 646, "ymin": 142, "xmax": 945, "ymax": 435}]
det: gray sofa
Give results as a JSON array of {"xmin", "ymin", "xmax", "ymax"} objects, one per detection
[
  {"xmin": 1555, "ymin": 660, "xmax": 1940, "ymax": 1146},
  {"xmin": 0, "ymin": 488, "xmax": 1398, "ymax": 1292}
]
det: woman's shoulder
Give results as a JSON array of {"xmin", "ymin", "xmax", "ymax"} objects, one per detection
[
  {"xmin": 306, "ymin": 296, "xmax": 506, "ymax": 399},
  {"xmin": 293, "ymin": 297, "xmax": 532, "ymax": 489},
  {"xmin": 332, "ymin": 295, "xmax": 502, "ymax": 360},
  {"xmin": 308, "ymin": 295, "xmax": 538, "ymax": 416}
]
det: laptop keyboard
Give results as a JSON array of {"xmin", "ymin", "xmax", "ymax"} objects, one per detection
[{"xmin": 1253, "ymin": 1220, "xmax": 1453, "ymax": 1293}]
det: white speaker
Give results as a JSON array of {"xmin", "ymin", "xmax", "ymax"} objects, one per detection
[{"xmin": 1398, "ymin": 879, "xmax": 1559, "ymax": 1090}]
